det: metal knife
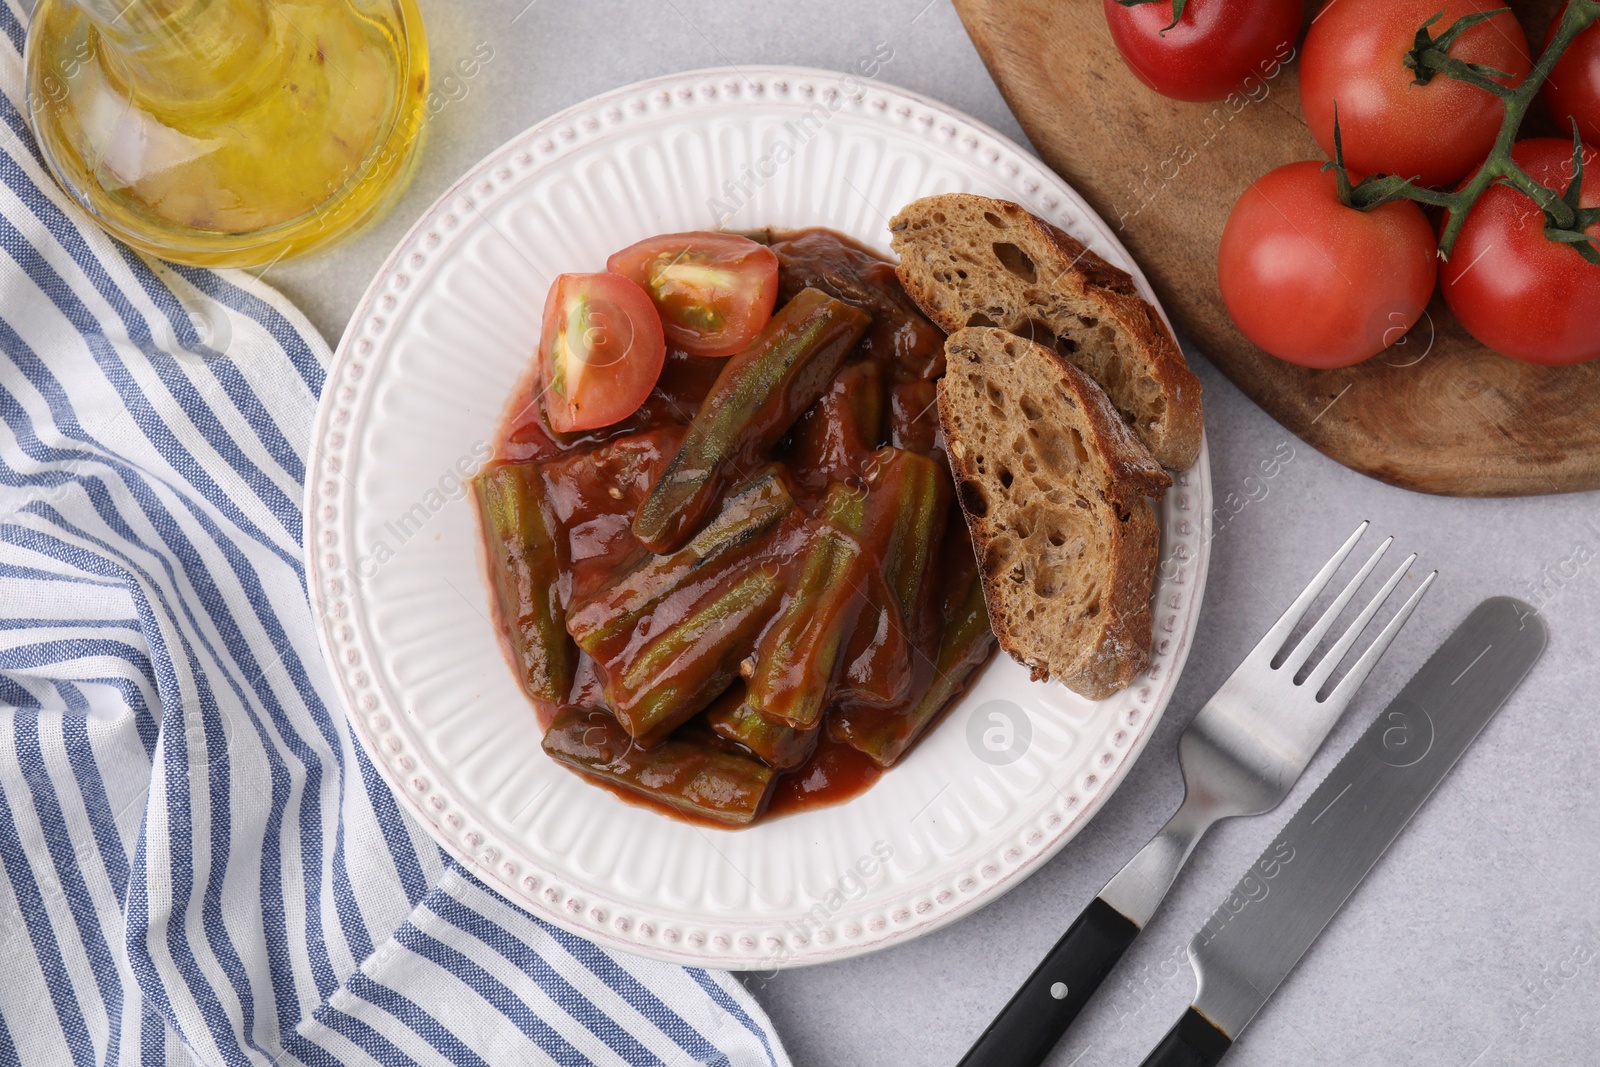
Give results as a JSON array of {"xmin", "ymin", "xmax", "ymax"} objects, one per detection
[{"xmin": 1138, "ymin": 596, "xmax": 1547, "ymax": 1067}]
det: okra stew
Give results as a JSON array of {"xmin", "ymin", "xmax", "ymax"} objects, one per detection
[{"xmin": 474, "ymin": 228, "xmax": 996, "ymax": 827}]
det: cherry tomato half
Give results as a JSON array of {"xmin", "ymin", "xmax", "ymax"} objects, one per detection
[
  {"xmin": 1442, "ymin": 139, "xmax": 1600, "ymax": 365},
  {"xmin": 537, "ymin": 272, "xmax": 666, "ymax": 433},
  {"xmin": 1102, "ymin": 0, "xmax": 1302, "ymax": 104},
  {"xmin": 607, "ymin": 232, "xmax": 780, "ymax": 357},
  {"xmin": 1543, "ymin": 2, "xmax": 1600, "ymax": 147},
  {"xmin": 1301, "ymin": 0, "xmax": 1532, "ymax": 188},
  {"xmin": 1218, "ymin": 161, "xmax": 1439, "ymax": 368}
]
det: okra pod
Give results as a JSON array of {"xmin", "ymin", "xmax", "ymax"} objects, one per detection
[
  {"xmin": 835, "ymin": 448, "xmax": 952, "ymax": 706},
  {"xmin": 868, "ymin": 448, "xmax": 952, "ymax": 624},
  {"xmin": 702, "ymin": 683, "xmax": 821, "ymax": 771},
  {"xmin": 784, "ymin": 360, "xmax": 886, "ymax": 488},
  {"xmin": 843, "ymin": 362, "xmax": 888, "ymax": 451},
  {"xmin": 889, "ymin": 380, "xmax": 939, "ymax": 455},
  {"xmin": 543, "ymin": 706, "xmax": 777, "ymax": 826},
  {"xmin": 743, "ymin": 484, "xmax": 869, "ymax": 729},
  {"xmin": 568, "ymin": 467, "xmax": 796, "ymax": 655},
  {"xmin": 830, "ymin": 558, "xmax": 995, "ymax": 768},
  {"xmin": 633, "ymin": 288, "xmax": 870, "ymax": 553},
  {"xmin": 474, "ymin": 462, "xmax": 574, "ymax": 711},
  {"xmin": 540, "ymin": 427, "xmax": 688, "ymax": 607},
  {"xmin": 604, "ymin": 567, "xmax": 784, "ymax": 747},
  {"xmin": 539, "ymin": 426, "xmax": 684, "ymax": 526},
  {"xmin": 770, "ymin": 229, "xmax": 946, "ymax": 380},
  {"xmin": 835, "ymin": 572, "xmax": 917, "ymax": 709}
]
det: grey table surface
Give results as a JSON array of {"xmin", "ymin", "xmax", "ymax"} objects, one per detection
[{"xmin": 266, "ymin": 2, "xmax": 1600, "ymax": 1064}]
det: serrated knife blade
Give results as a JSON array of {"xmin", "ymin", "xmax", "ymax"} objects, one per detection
[{"xmin": 1138, "ymin": 596, "xmax": 1547, "ymax": 1067}]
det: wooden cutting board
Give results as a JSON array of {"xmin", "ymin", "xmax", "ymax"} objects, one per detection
[{"xmin": 953, "ymin": 0, "xmax": 1592, "ymax": 497}]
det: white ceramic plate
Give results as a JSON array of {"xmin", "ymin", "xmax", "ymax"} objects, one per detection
[{"xmin": 306, "ymin": 66, "xmax": 1212, "ymax": 969}]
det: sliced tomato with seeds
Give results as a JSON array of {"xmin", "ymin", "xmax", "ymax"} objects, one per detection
[
  {"xmin": 607, "ymin": 232, "xmax": 780, "ymax": 357},
  {"xmin": 537, "ymin": 272, "xmax": 666, "ymax": 433}
]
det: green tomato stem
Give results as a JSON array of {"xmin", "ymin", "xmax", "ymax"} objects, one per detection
[
  {"xmin": 1113, "ymin": 0, "xmax": 1188, "ymax": 34},
  {"xmin": 1346, "ymin": 1, "xmax": 1599, "ymax": 259}
]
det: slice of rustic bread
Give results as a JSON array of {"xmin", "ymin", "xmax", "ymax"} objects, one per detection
[
  {"xmin": 939, "ymin": 327, "xmax": 1169, "ymax": 700},
  {"xmin": 891, "ymin": 193, "xmax": 1203, "ymax": 471}
]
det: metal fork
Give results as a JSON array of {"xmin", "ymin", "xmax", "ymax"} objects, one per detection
[{"xmin": 957, "ymin": 523, "xmax": 1435, "ymax": 1067}]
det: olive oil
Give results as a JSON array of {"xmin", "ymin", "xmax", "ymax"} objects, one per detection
[{"xmin": 25, "ymin": 0, "xmax": 429, "ymax": 267}]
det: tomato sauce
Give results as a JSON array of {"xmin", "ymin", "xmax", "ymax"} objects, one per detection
[
  {"xmin": 765, "ymin": 736, "xmax": 885, "ymax": 819},
  {"xmin": 478, "ymin": 228, "xmax": 994, "ymax": 826}
]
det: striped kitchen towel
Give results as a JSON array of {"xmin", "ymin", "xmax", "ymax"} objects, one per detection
[{"xmin": 0, "ymin": 2, "xmax": 790, "ymax": 1063}]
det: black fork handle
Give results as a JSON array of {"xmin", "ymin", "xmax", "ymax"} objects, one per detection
[{"xmin": 955, "ymin": 896, "xmax": 1140, "ymax": 1067}]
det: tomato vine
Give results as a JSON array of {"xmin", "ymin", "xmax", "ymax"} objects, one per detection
[{"xmin": 1330, "ymin": 1, "xmax": 1600, "ymax": 263}]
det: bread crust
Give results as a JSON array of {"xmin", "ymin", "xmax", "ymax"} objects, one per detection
[
  {"xmin": 938, "ymin": 327, "xmax": 1165, "ymax": 700},
  {"xmin": 891, "ymin": 193, "xmax": 1204, "ymax": 471}
]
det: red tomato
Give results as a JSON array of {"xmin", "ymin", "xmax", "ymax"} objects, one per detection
[
  {"xmin": 536, "ymin": 272, "xmax": 666, "ymax": 433},
  {"xmin": 1301, "ymin": 0, "xmax": 1532, "ymax": 188},
  {"xmin": 1442, "ymin": 139, "xmax": 1600, "ymax": 365},
  {"xmin": 1543, "ymin": 3, "xmax": 1600, "ymax": 146},
  {"xmin": 607, "ymin": 232, "xmax": 779, "ymax": 357},
  {"xmin": 1102, "ymin": 0, "xmax": 1302, "ymax": 103},
  {"xmin": 1218, "ymin": 161, "xmax": 1439, "ymax": 368}
]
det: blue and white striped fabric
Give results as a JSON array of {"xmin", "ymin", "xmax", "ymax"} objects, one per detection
[{"xmin": 0, "ymin": 3, "xmax": 790, "ymax": 1063}]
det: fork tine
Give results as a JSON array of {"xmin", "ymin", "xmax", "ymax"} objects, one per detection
[
  {"xmin": 1253, "ymin": 522, "xmax": 1369, "ymax": 664},
  {"xmin": 1317, "ymin": 569, "xmax": 1437, "ymax": 706},
  {"xmin": 1277, "ymin": 536, "xmax": 1393, "ymax": 676},
  {"xmin": 1301, "ymin": 552, "xmax": 1417, "ymax": 693}
]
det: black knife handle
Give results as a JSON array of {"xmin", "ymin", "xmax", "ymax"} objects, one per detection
[
  {"xmin": 1139, "ymin": 1007, "xmax": 1234, "ymax": 1067},
  {"xmin": 956, "ymin": 896, "xmax": 1140, "ymax": 1067}
]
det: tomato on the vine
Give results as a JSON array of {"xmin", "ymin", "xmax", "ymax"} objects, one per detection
[
  {"xmin": 1301, "ymin": 0, "xmax": 1532, "ymax": 188},
  {"xmin": 1543, "ymin": 2, "xmax": 1600, "ymax": 146},
  {"xmin": 1101, "ymin": 0, "xmax": 1302, "ymax": 104},
  {"xmin": 1441, "ymin": 139, "xmax": 1600, "ymax": 365},
  {"xmin": 537, "ymin": 272, "xmax": 666, "ymax": 433},
  {"xmin": 1218, "ymin": 162, "xmax": 1439, "ymax": 368},
  {"xmin": 607, "ymin": 232, "xmax": 779, "ymax": 357}
]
